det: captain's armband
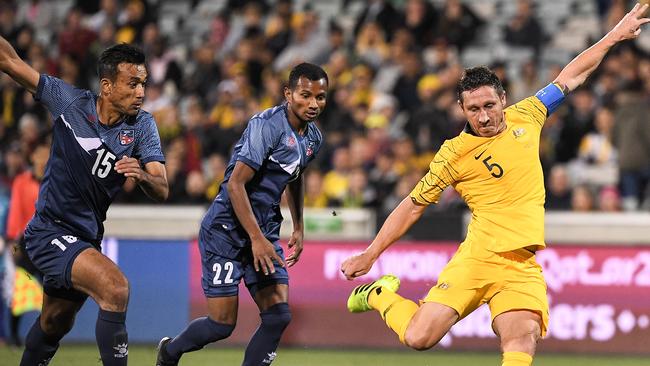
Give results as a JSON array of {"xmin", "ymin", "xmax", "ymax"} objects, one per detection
[{"xmin": 534, "ymin": 83, "xmax": 566, "ymax": 115}]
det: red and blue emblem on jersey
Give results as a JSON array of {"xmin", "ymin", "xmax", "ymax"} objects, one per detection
[
  {"xmin": 286, "ymin": 135, "xmax": 296, "ymax": 147},
  {"xmin": 119, "ymin": 129, "xmax": 135, "ymax": 145},
  {"xmin": 306, "ymin": 142, "xmax": 314, "ymax": 157}
]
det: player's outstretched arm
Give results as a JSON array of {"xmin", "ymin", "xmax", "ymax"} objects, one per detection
[
  {"xmin": 0, "ymin": 35, "xmax": 39, "ymax": 94},
  {"xmin": 285, "ymin": 173, "xmax": 304, "ymax": 267},
  {"xmin": 341, "ymin": 196, "xmax": 426, "ymax": 280},
  {"xmin": 554, "ymin": 3, "xmax": 650, "ymax": 93}
]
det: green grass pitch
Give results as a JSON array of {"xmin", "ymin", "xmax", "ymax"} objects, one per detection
[{"xmin": 2, "ymin": 345, "xmax": 650, "ymax": 365}]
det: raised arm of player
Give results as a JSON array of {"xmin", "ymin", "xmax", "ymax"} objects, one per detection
[
  {"xmin": 0, "ymin": 35, "xmax": 39, "ymax": 94},
  {"xmin": 228, "ymin": 161, "xmax": 285, "ymax": 275},
  {"xmin": 341, "ymin": 197, "xmax": 427, "ymax": 280},
  {"xmin": 285, "ymin": 173, "xmax": 304, "ymax": 267},
  {"xmin": 554, "ymin": 3, "xmax": 650, "ymax": 93}
]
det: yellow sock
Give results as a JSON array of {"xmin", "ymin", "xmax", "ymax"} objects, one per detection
[
  {"xmin": 502, "ymin": 351, "xmax": 533, "ymax": 366},
  {"xmin": 368, "ymin": 288, "xmax": 419, "ymax": 344}
]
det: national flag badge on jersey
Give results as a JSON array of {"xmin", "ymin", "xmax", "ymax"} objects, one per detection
[{"xmin": 119, "ymin": 129, "xmax": 135, "ymax": 145}]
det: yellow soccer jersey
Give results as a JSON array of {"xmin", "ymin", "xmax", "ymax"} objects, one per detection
[{"xmin": 411, "ymin": 96, "xmax": 548, "ymax": 252}]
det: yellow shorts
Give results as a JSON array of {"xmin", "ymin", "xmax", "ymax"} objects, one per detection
[{"xmin": 423, "ymin": 241, "xmax": 549, "ymax": 337}]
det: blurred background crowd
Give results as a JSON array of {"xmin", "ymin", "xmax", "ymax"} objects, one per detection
[{"xmin": 1, "ymin": 0, "xmax": 650, "ymax": 234}]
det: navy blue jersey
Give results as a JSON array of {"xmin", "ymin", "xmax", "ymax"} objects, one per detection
[
  {"xmin": 29, "ymin": 75, "xmax": 164, "ymax": 242},
  {"xmin": 202, "ymin": 104, "xmax": 323, "ymax": 245}
]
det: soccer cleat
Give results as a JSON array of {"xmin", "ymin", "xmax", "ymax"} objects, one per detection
[
  {"xmin": 156, "ymin": 337, "xmax": 178, "ymax": 366},
  {"xmin": 347, "ymin": 274, "xmax": 400, "ymax": 313}
]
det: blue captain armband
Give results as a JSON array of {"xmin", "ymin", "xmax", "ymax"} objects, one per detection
[{"xmin": 535, "ymin": 83, "xmax": 566, "ymax": 115}]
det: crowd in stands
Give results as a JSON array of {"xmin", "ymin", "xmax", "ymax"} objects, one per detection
[{"xmin": 1, "ymin": 0, "xmax": 650, "ymax": 230}]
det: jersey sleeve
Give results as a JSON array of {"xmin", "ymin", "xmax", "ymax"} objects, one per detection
[
  {"xmin": 410, "ymin": 140, "xmax": 459, "ymax": 205},
  {"xmin": 134, "ymin": 114, "xmax": 165, "ymax": 164},
  {"xmin": 507, "ymin": 96, "xmax": 548, "ymax": 128},
  {"xmin": 34, "ymin": 74, "xmax": 84, "ymax": 118},
  {"xmin": 237, "ymin": 118, "xmax": 279, "ymax": 171}
]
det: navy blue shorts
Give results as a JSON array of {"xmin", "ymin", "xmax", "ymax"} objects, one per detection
[
  {"xmin": 199, "ymin": 225, "xmax": 288, "ymax": 298},
  {"xmin": 24, "ymin": 222, "xmax": 94, "ymax": 301}
]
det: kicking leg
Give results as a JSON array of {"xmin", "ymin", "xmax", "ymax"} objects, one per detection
[
  {"xmin": 494, "ymin": 310, "xmax": 542, "ymax": 366},
  {"xmin": 347, "ymin": 275, "xmax": 457, "ymax": 350},
  {"xmin": 402, "ymin": 302, "xmax": 457, "ymax": 350},
  {"xmin": 241, "ymin": 284, "xmax": 291, "ymax": 366},
  {"xmin": 20, "ymin": 294, "xmax": 85, "ymax": 366},
  {"xmin": 71, "ymin": 248, "xmax": 130, "ymax": 366},
  {"xmin": 158, "ymin": 296, "xmax": 237, "ymax": 365}
]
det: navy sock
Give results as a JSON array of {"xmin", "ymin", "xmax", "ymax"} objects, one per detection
[
  {"xmin": 96, "ymin": 309, "xmax": 128, "ymax": 366},
  {"xmin": 166, "ymin": 317, "xmax": 235, "ymax": 360},
  {"xmin": 242, "ymin": 303, "xmax": 292, "ymax": 366},
  {"xmin": 20, "ymin": 316, "xmax": 61, "ymax": 366}
]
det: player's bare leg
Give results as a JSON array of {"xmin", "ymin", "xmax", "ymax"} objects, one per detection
[
  {"xmin": 20, "ymin": 295, "xmax": 84, "ymax": 366},
  {"xmin": 71, "ymin": 248, "xmax": 130, "ymax": 365},
  {"xmin": 71, "ymin": 248, "xmax": 129, "ymax": 311},
  {"xmin": 493, "ymin": 310, "xmax": 542, "ymax": 366},
  {"xmin": 206, "ymin": 295, "xmax": 239, "ymax": 324},
  {"xmin": 242, "ymin": 284, "xmax": 291, "ymax": 366},
  {"xmin": 402, "ymin": 302, "xmax": 458, "ymax": 350},
  {"xmin": 157, "ymin": 296, "xmax": 237, "ymax": 366}
]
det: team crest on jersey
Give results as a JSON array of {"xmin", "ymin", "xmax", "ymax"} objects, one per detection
[
  {"xmin": 512, "ymin": 128, "xmax": 526, "ymax": 139},
  {"xmin": 286, "ymin": 135, "xmax": 296, "ymax": 147},
  {"xmin": 306, "ymin": 142, "xmax": 314, "ymax": 157},
  {"xmin": 119, "ymin": 129, "xmax": 135, "ymax": 145}
]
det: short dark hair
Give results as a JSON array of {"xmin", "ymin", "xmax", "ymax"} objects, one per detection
[
  {"xmin": 457, "ymin": 66, "xmax": 504, "ymax": 103},
  {"xmin": 288, "ymin": 62, "xmax": 328, "ymax": 89},
  {"xmin": 97, "ymin": 43, "xmax": 146, "ymax": 81}
]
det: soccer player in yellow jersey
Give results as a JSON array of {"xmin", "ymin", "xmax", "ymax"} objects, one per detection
[{"xmin": 342, "ymin": 4, "xmax": 650, "ymax": 366}]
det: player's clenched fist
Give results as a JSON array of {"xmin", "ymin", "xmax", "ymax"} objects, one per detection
[
  {"xmin": 115, "ymin": 155, "xmax": 146, "ymax": 181},
  {"xmin": 341, "ymin": 251, "xmax": 375, "ymax": 280}
]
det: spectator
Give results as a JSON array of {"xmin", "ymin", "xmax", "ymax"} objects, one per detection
[
  {"xmin": 273, "ymin": 10, "xmax": 328, "ymax": 71},
  {"xmin": 434, "ymin": 0, "xmax": 483, "ymax": 52},
  {"xmin": 352, "ymin": 0, "xmax": 402, "ymax": 42},
  {"xmin": 503, "ymin": 0, "xmax": 546, "ymax": 57},
  {"xmin": 571, "ymin": 185, "xmax": 595, "ymax": 212},
  {"xmin": 555, "ymin": 88, "xmax": 596, "ymax": 162},
  {"xmin": 510, "ymin": 60, "xmax": 544, "ymax": 104},
  {"xmin": 323, "ymin": 147, "xmax": 351, "ymax": 203},
  {"xmin": 355, "ymin": 21, "xmax": 390, "ymax": 69},
  {"xmin": 391, "ymin": 51, "xmax": 424, "ymax": 113},
  {"xmin": 304, "ymin": 169, "xmax": 328, "ymax": 208},
  {"xmin": 184, "ymin": 170, "xmax": 209, "ymax": 205},
  {"xmin": 204, "ymin": 153, "xmax": 227, "ymax": 201},
  {"xmin": 402, "ymin": 0, "xmax": 438, "ymax": 48},
  {"xmin": 85, "ymin": 0, "xmax": 120, "ymax": 32},
  {"xmin": 612, "ymin": 87, "xmax": 650, "ymax": 211},
  {"xmin": 545, "ymin": 165, "xmax": 572, "ymax": 210},
  {"xmin": 58, "ymin": 7, "xmax": 97, "ymax": 67},
  {"xmin": 569, "ymin": 105, "xmax": 618, "ymax": 188},
  {"xmin": 5, "ymin": 141, "xmax": 49, "ymax": 346},
  {"xmin": 331, "ymin": 168, "xmax": 377, "ymax": 208},
  {"xmin": 598, "ymin": 185, "xmax": 621, "ymax": 212}
]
